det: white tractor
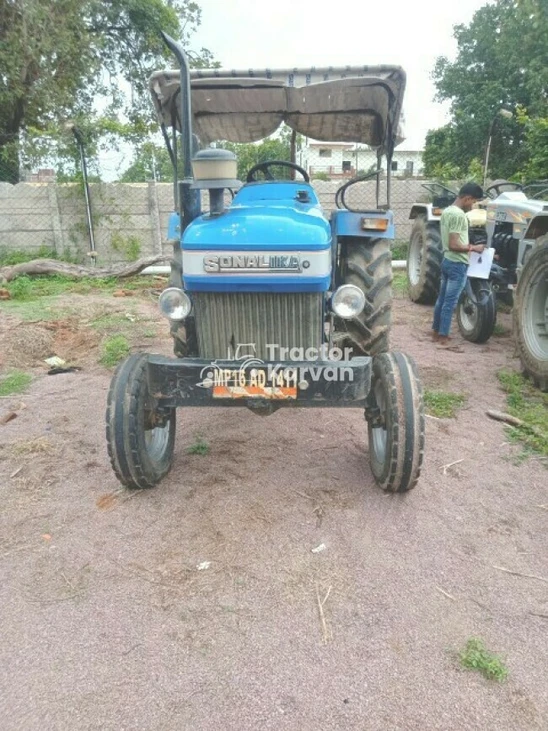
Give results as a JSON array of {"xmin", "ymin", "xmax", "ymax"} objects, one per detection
[{"xmin": 407, "ymin": 180, "xmax": 548, "ymax": 390}]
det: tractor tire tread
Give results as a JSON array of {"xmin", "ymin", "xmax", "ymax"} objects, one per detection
[
  {"xmin": 106, "ymin": 353, "xmax": 175, "ymax": 489},
  {"xmin": 338, "ymin": 237, "xmax": 392, "ymax": 356},
  {"xmin": 367, "ymin": 352, "xmax": 425, "ymax": 492},
  {"xmin": 408, "ymin": 219, "xmax": 443, "ymax": 304}
]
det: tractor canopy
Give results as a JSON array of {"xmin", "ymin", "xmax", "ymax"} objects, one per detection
[{"xmin": 149, "ymin": 65, "xmax": 406, "ymax": 158}]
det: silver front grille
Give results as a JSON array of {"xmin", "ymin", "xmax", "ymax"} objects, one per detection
[{"xmin": 193, "ymin": 292, "xmax": 324, "ymax": 360}]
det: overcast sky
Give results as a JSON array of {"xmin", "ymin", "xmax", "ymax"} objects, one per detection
[{"xmin": 192, "ymin": 0, "xmax": 489, "ymax": 150}]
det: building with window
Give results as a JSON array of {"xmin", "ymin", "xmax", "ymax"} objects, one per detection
[{"xmin": 301, "ymin": 141, "xmax": 424, "ymax": 179}]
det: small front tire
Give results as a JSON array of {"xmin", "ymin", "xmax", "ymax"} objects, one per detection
[
  {"xmin": 366, "ymin": 352, "xmax": 425, "ymax": 492},
  {"xmin": 106, "ymin": 353, "xmax": 176, "ymax": 489},
  {"xmin": 457, "ymin": 279, "xmax": 497, "ymax": 343}
]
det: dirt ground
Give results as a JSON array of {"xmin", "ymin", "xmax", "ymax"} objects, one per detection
[{"xmin": 0, "ymin": 286, "xmax": 547, "ymax": 731}]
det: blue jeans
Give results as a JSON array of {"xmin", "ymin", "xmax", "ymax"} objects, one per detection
[{"xmin": 432, "ymin": 258, "xmax": 468, "ymax": 337}]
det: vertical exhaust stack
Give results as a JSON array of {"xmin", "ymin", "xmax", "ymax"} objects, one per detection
[{"xmin": 160, "ymin": 32, "xmax": 201, "ymax": 231}]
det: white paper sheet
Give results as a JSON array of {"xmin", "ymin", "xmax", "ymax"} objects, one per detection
[{"xmin": 467, "ymin": 248, "xmax": 495, "ymax": 279}]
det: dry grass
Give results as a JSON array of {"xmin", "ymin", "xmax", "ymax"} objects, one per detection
[
  {"xmin": 3, "ymin": 326, "xmax": 54, "ymax": 367},
  {"xmin": 11, "ymin": 437, "xmax": 56, "ymax": 455},
  {"xmin": 3, "ymin": 318, "xmax": 101, "ymax": 369}
]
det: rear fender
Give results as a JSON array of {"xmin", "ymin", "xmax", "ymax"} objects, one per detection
[
  {"xmin": 410, "ymin": 204, "xmax": 440, "ymax": 222},
  {"xmin": 331, "ymin": 209, "xmax": 394, "ymax": 239},
  {"xmin": 523, "ymin": 213, "xmax": 548, "ymax": 241}
]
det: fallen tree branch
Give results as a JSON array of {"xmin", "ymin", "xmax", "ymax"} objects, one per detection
[
  {"xmin": 486, "ymin": 409, "xmax": 546, "ymax": 441},
  {"xmin": 486, "ymin": 410, "xmax": 525, "ymax": 428},
  {"xmin": 0, "ymin": 255, "xmax": 172, "ymax": 283}
]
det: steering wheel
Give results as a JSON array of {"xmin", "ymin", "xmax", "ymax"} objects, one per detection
[
  {"xmin": 246, "ymin": 160, "xmax": 310, "ymax": 183},
  {"xmin": 485, "ymin": 180, "xmax": 523, "ymax": 199},
  {"xmin": 523, "ymin": 180, "xmax": 548, "ymax": 200}
]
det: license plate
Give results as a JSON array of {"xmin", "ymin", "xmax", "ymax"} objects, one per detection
[{"xmin": 211, "ymin": 367, "xmax": 298, "ymax": 399}]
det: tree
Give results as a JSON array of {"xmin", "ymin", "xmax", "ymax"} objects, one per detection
[
  {"xmin": 120, "ymin": 141, "xmax": 174, "ymax": 182},
  {"xmin": 220, "ymin": 129, "xmax": 301, "ymax": 180},
  {"xmin": 424, "ymin": 0, "xmax": 548, "ymax": 181},
  {"xmin": 516, "ymin": 108, "xmax": 548, "ymax": 182},
  {"xmin": 0, "ymin": 0, "xmax": 215, "ymax": 182},
  {"xmin": 221, "ymin": 138, "xmax": 291, "ymax": 182}
]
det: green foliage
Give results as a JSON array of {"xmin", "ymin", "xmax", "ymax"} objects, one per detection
[
  {"xmin": 459, "ymin": 638, "xmax": 508, "ymax": 682},
  {"xmin": 0, "ymin": 1, "xmax": 216, "ymax": 181},
  {"xmin": 221, "ymin": 129, "xmax": 300, "ymax": 181},
  {"xmin": 312, "ymin": 172, "xmax": 331, "ymax": 181},
  {"xmin": 425, "ymin": 0, "xmax": 548, "ymax": 181},
  {"xmin": 390, "ymin": 241, "xmax": 408, "ymax": 260},
  {"xmin": 423, "ymin": 126, "xmax": 488, "ymax": 182},
  {"xmin": 391, "ymin": 271, "xmax": 408, "ymax": 298},
  {"xmin": 424, "ymin": 390, "xmax": 466, "ymax": 419},
  {"xmin": 466, "ymin": 158, "xmax": 485, "ymax": 183},
  {"xmin": 515, "ymin": 107, "xmax": 548, "ymax": 181},
  {"xmin": 0, "ymin": 246, "xmax": 78, "ymax": 267},
  {"xmin": 110, "ymin": 233, "xmax": 141, "ymax": 261},
  {"xmin": 4, "ymin": 274, "xmax": 156, "ymax": 301},
  {"xmin": 187, "ymin": 436, "xmax": 210, "ymax": 455},
  {"xmin": 120, "ymin": 141, "xmax": 174, "ymax": 182},
  {"xmin": 100, "ymin": 335, "xmax": 130, "ymax": 367},
  {"xmin": 0, "ymin": 370, "xmax": 32, "ymax": 397},
  {"xmin": 5, "ymin": 276, "xmax": 34, "ymax": 300},
  {"xmin": 497, "ymin": 370, "xmax": 548, "ymax": 457},
  {"xmin": 492, "ymin": 322, "xmax": 510, "ymax": 337}
]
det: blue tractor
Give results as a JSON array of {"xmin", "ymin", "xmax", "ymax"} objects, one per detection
[{"xmin": 106, "ymin": 34, "xmax": 425, "ymax": 493}]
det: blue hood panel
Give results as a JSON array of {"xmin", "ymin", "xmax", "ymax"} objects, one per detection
[
  {"xmin": 182, "ymin": 182, "xmax": 331, "ymax": 252},
  {"xmin": 180, "ymin": 182, "xmax": 332, "ymax": 292}
]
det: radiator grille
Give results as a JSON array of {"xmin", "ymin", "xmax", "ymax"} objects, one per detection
[{"xmin": 192, "ymin": 292, "xmax": 324, "ymax": 360}]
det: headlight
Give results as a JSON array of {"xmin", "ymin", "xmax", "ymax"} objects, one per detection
[
  {"xmin": 331, "ymin": 284, "xmax": 366, "ymax": 319},
  {"xmin": 158, "ymin": 288, "xmax": 191, "ymax": 321}
]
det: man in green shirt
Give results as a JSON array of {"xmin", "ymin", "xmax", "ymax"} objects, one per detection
[{"xmin": 432, "ymin": 182, "xmax": 485, "ymax": 345}]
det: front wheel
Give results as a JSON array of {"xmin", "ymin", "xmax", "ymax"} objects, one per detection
[
  {"xmin": 106, "ymin": 353, "xmax": 176, "ymax": 488},
  {"xmin": 457, "ymin": 279, "xmax": 497, "ymax": 343},
  {"xmin": 513, "ymin": 236, "xmax": 548, "ymax": 391},
  {"xmin": 366, "ymin": 352, "xmax": 425, "ymax": 492}
]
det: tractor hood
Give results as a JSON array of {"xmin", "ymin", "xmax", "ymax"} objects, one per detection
[
  {"xmin": 180, "ymin": 182, "xmax": 332, "ymax": 293},
  {"xmin": 149, "ymin": 65, "xmax": 406, "ymax": 157}
]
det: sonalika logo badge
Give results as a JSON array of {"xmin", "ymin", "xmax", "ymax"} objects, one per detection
[{"xmin": 203, "ymin": 255, "xmax": 308, "ymax": 273}]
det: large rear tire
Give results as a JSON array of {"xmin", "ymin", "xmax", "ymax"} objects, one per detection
[
  {"xmin": 366, "ymin": 352, "xmax": 425, "ymax": 492},
  {"xmin": 337, "ymin": 237, "xmax": 392, "ymax": 356},
  {"xmin": 457, "ymin": 279, "xmax": 497, "ymax": 343},
  {"xmin": 407, "ymin": 217, "xmax": 443, "ymax": 304},
  {"xmin": 106, "ymin": 353, "xmax": 176, "ymax": 488},
  {"xmin": 513, "ymin": 236, "xmax": 548, "ymax": 391}
]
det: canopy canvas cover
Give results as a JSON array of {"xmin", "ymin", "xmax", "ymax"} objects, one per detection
[{"xmin": 149, "ymin": 65, "xmax": 406, "ymax": 157}]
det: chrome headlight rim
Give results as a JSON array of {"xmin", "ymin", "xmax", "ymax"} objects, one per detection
[
  {"xmin": 331, "ymin": 284, "xmax": 366, "ymax": 320},
  {"xmin": 158, "ymin": 287, "xmax": 192, "ymax": 321}
]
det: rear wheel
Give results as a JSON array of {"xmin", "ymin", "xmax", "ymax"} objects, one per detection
[
  {"xmin": 513, "ymin": 236, "xmax": 548, "ymax": 391},
  {"xmin": 366, "ymin": 352, "xmax": 425, "ymax": 492},
  {"xmin": 106, "ymin": 353, "xmax": 176, "ymax": 488},
  {"xmin": 337, "ymin": 237, "xmax": 392, "ymax": 356},
  {"xmin": 457, "ymin": 279, "xmax": 497, "ymax": 343},
  {"xmin": 407, "ymin": 217, "xmax": 443, "ymax": 304}
]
